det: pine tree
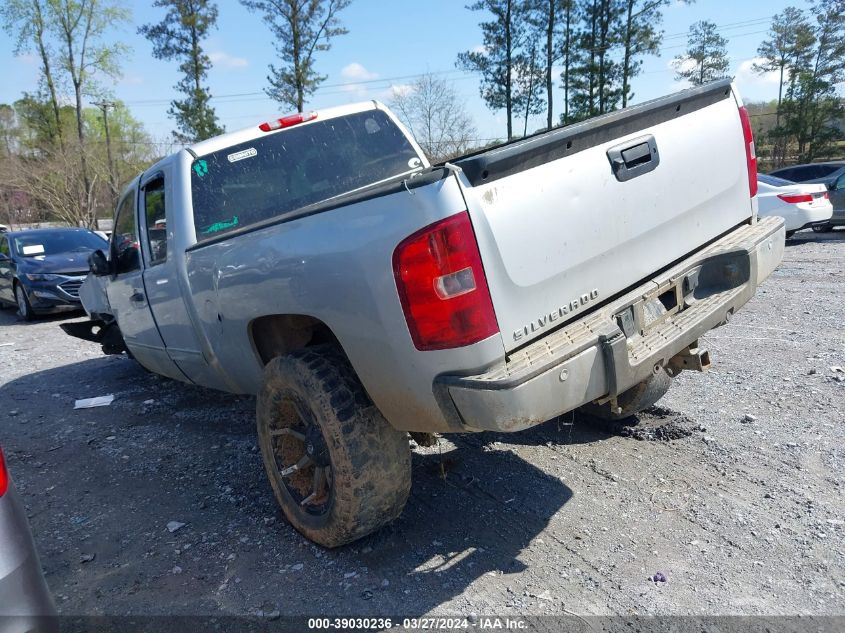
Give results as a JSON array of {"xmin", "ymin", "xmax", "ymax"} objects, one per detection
[
  {"xmin": 673, "ymin": 20, "xmax": 729, "ymax": 87},
  {"xmin": 139, "ymin": 0, "xmax": 225, "ymax": 143},
  {"xmin": 458, "ymin": 0, "xmax": 531, "ymax": 140},
  {"xmin": 240, "ymin": 0, "xmax": 351, "ymax": 112}
]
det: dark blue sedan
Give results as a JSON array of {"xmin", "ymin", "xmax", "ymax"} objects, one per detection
[{"xmin": 0, "ymin": 228, "xmax": 107, "ymax": 321}]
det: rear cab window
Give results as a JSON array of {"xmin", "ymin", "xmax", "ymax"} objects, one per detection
[{"xmin": 189, "ymin": 109, "xmax": 422, "ymax": 241}]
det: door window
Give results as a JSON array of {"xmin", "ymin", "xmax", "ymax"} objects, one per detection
[
  {"xmin": 0, "ymin": 236, "xmax": 9, "ymax": 258},
  {"xmin": 112, "ymin": 190, "xmax": 141, "ymax": 275},
  {"xmin": 142, "ymin": 177, "xmax": 167, "ymax": 265}
]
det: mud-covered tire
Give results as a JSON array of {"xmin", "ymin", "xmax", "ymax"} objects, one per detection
[
  {"xmin": 579, "ymin": 370, "xmax": 672, "ymax": 421},
  {"xmin": 257, "ymin": 345, "xmax": 411, "ymax": 548}
]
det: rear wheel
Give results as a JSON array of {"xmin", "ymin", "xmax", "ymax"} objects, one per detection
[
  {"xmin": 257, "ymin": 345, "xmax": 411, "ymax": 547},
  {"xmin": 15, "ymin": 284, "xmax": 34, "ymax": 321}
]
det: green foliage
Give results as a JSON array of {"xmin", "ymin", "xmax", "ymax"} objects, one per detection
[
  {"xmin": 756, "ymin": 2, "xmax": 845, "ymax": 166},
  {"xmin": 139, "ymin": 0, "xmax": 225, "ymax": 143},
  {"xmin": 240, "ymin": 0, "xmax": 351, "ymax": 112},
  {"xmin": 457, "ymin": 0, "xmax": 545, "ymax": 140},
  {"xmin": 672, "ymin": 20, "xmax": 729, "ymax": 86}
]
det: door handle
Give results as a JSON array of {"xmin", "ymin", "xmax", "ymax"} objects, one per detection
[{"xmin": 607, "ymin": 134, "xmax": 660, "ymax": 182}]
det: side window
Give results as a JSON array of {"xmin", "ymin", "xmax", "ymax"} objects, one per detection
[
  {"xmin": 0, "ymin": 236, "xmax": 9, "ymax": 257},
  {"xmin": 142, "ymin": 177, "xmax": 167, "ymax": 265},
  {"xmin": 112, "ymin": 190, "xmax": 141, "ymax": 275},
  {"xmin": 835, "ymin": 173, "xmax": 845, "ymax": 190}
]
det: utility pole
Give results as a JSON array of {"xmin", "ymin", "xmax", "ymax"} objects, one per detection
[{"xmin": 93, "ymin": 101, "xmax": 118, "ymax": 201}]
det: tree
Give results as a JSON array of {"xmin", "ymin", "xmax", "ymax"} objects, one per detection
[
  {"xmin": 458, "ymin": 0, "xmax": 531, "ymax": 140},
  {"xmin": 240, "ymin": 0, "xmax": 351, "ymax": 112},
  {"xmin": 389, "ymin": 74, "xmax": 478, "ymax": 162},
  {"xmin": 514, "ymin": 39, "xmax": 546, "ymax": 135},
  {"xmin": 673, "ymin": 20, "xmax": 729, "ymax": 86},
  {"xmin": 619, "ymin": 0, "xmax": 685, "ymax": 108},
  {"xmin": 1, "ymin": 0, "xmax": 64, "ymax": 149},
  {"xmin": 47, "ymin": 0, "xmax": 130, "ymax": 228},
  {"xmin": 139, "ymin": 0, "xmax": 225, "ymax": 143},
  {"xmin": 784, "ymin": 0, "xmax": 845, "ymax": 162},
  {"xmin": 754, "ymin": 7, "xmax": 814, "ymax": 127},
  {"xmin": 569, "ymin": 0, "xmax": 624, "ymax": 121},
  {"xmin": 557, "ymin": 0, "xmax": 577, "ymax": 124}
]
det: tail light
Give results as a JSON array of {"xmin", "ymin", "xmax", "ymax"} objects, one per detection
[
  {"xmin": 823, "ymin": 192, "xmax": 830, "ymax": 199},
  {"xmin": 259, "ymin": 111, "xmax": 317, "ymax": 132},
  {"xmin": 393, "ymin": 212, "xmax": 499, "ymax": 351},
  {"xmin": 777, "ymin": 193, "xmax": 814, "ymax": 204},
  {"xmin": 738, "ymin": 106, "xmax": 758, "ymax": 197},
  {"xmin": 0, "ymin": 447, "xmax": 8, "ymax": 498}
]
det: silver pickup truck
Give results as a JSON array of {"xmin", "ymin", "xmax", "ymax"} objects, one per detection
[{"xmin": 64, "ymin": 79, "xmax": 784, "ymax": 547}]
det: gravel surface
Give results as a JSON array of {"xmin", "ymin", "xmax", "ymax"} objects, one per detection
[{"xmin": 1, "ymin": 229, "xmax": 843, "ymax": 618}]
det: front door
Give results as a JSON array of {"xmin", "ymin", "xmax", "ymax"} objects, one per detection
[
  {"xmin": 0, "ymin": 235, "xmax": 13, "ymax": 304},
  {"xmin": 138, "ymin": 170, "xmax": 219, "ymax": 387},
  {"xmin": 830, "ymin": 173, "xmax": 845, "ymax": 220},
  {"xmin": 105, "ymin": 185, "xmax": 186, "ymax": 381}
]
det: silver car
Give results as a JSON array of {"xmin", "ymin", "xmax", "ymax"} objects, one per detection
[{"xmin": 0, "ymin": 447, "xmax": 56, "ymax": 632}]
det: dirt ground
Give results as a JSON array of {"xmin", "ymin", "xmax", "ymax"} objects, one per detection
[{"xmin": 1, "ymin": 229, "xmax": 843, "ymax": 621}]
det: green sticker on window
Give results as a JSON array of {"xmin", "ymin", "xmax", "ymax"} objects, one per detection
[
  {"xmin": 193, "ymin": 159, "xmax": 208, "ymax": 178},
  {"xmin": 202, "ymin": 216, "xmax": 239, "ymax": 234}
]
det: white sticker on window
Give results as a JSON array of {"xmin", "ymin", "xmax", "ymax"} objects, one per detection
[
  {"xmin": 227, "ymin": 148, "xmax": 257, "ymax": 163},
  {"xmin": 22, "ymin": 244, "xmax": 45, "ymax": 255}
]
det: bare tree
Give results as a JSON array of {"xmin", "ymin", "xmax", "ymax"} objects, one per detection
[
  {"xmin": 47, "ymin": 0, "xmax": 129, "ymax": 227},
  {"xmin": 390, "ymin": 74, "xmax": 478, "ymax": 163}
]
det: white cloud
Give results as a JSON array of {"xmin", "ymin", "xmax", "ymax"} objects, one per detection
[
  {"xmin": 387, "ymin": 83, "xmax": 415, "ymax": 99},
  {"xmin": 338, "ymin": 62, "xmax": 380, "ymax": 98},
  {"xmin": 341, "ymin": 62, "xmax": 379, "ymax": 82},
  {"xmin": 208, "ymin": 51, "xmax": 248, "ymax": 69},
  {"xmin": 471, "ymin": 44, "xmax": 488, "ymax": 55},
  {"xmin": 734, "ymin": 57, "xmax": 780, "ymax": 88}
]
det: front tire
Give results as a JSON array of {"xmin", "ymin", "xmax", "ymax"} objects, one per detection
[
  {"xmin": 257, "ymin": 345, "xmax": 411, "ymax": 547},
  {"xmin": 15, "ymin": 284, "xmax": 34, "ymax": 321}
]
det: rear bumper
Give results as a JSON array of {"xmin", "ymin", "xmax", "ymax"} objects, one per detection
[{"xmin": 436, "ymin": 217, "xmax": 785, "ymax": 433}]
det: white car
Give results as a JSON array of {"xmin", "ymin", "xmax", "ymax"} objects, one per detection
[{"xmin": 757, "ymin": 174, "xmax": 832, "ymax": 237}]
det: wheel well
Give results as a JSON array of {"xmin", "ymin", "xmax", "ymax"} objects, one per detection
[{"xmin": 249, "ymin": 314, "xmax": 341, "ymax": 366}]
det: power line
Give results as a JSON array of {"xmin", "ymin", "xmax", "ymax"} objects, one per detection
[{"xmin": 120, "ymin": 15, "xmax": 778, "ymax": 109}]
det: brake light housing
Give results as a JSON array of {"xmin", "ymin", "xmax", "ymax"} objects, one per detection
[
  {"xmin": 259, "ymin": 111, "xmax": 317, "ymax": 132},
  {"xmin": 393, "ymin": 212, "xmax": 499, "ymax": 351},
  {"xmin": 738, "ymin": 105, "xmax": 758, "ymax": 197},
  {"xmin": 0, "ymin": 447, "xmax": 8, "ymax": 498},
  {"xmin": 777, "ymin": 193, "xmax": 814, "ymax": 204}
]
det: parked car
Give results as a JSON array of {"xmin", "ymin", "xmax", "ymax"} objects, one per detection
[
  {"xmin": 65, "ymin": 80, "xmax": 784, "ymax": 547},
  {"xmin": 768, "ymin": 161, "xmax": 845, "ymax": 232},
  {"xmin": 0, "ymin": 228, "xmax": 107, "ymax": 321},
  {"xmin": 756, "ymin": 174, "xmax": 832, "ymax": 237},
  {"xmin": 0, "ymin": 447, "xmax": 57, "ymax": 628}
]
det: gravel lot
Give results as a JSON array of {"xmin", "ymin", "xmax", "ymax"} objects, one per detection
[{"xmin": 1, "ymin": 229, "xmax": 844, "ymax": 620}]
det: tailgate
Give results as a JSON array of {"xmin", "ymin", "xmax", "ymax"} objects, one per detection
[{"xmin": 457, "ymin": 80, "xmax": 754, "ymax": 352}]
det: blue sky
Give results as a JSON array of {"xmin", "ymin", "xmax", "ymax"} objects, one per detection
[{"xmin": 0, "ymin": 0, "xmax": 814, "ymax": 147}]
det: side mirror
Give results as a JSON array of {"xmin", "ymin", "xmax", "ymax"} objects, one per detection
[{"xmin": 88, "ymin": 249, "xmax": 111, "ymax": 276}]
